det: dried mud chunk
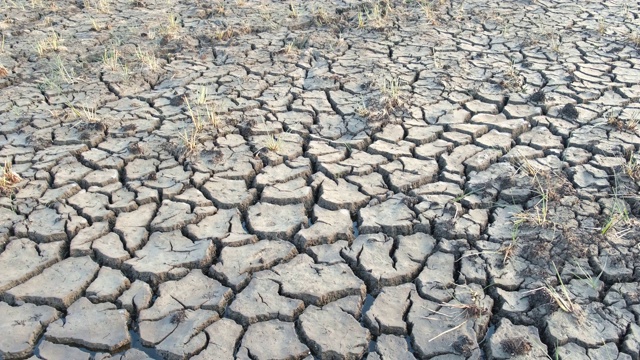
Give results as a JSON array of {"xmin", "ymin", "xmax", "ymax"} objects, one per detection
[
  {"xmin": 414, "ymin": 139, "xmax": 454, "ymax": 160},
  {"xmin": 342, "ymin": 233, "xmax": 435, "ymax": 294},
  {"xmin": 363, "ymin": 284, "xmax": 413, "ymax": 336},
  {"xmin": 45, "ymin": 297, "xmax": 130, "ymax": 352},
  {"xmin": 139, "ymin": 309, "xmax": 219, "ymax": 359},
  {"xmin": 0, "ymin": 302, "xmax": 60, "ymax": 359},
  {"xmin": 465, "ymin": 148, "xmax": 503, "ymax": 174},
  {"xmin": 201, "ymin": 177, "xmax": 257, "ymax": 211},
  {"xmin": 368, "ymin": 140, "xmax": 415, "ymax": 161},
  {"xmin": 227, "ymin": 278, "xmax": 304, "ymax": 326},
  {"xmin": 358, "ymin": 194, "xmax": 417, "ymax": 236},
  {"xmin": 144, "ymin": 166, "xmax": 191, "ymax": 190},
  {"xmin": 117, "ymin": 280, "xmax": 152, "ymax": 315},
  {"xmin": 379, "ymin": 157, "xmax": 438, "ymax": 192},
  {"xmin": 346, "ymin": 172, "xmax": 389, "ymax": 197},
  {"xmin": 416, "ymin": 251, "xmax": 455, "ymax": 302},
  {"xmin": 0, "ymin": 239, "xmax": 64, "ymax": 293},
  {"xmin": 294, "ymin": 205, "xmax": 353, "ymax": 248},
  {"xmin": 307, "ymin": 240, "xmax": 349, "ymax": 265},
  {"xmin": 239, "ymin": 320, "xmax": 310, "ymax": 360},
  {"xmin": 114, "ymin": 203, "xmax": 156, "ymax": 252},
  {"xmin": 487, "ymin": 318, "xmax": 547, "ymax": 359},
  {"xmin": 123, "ymin": 230, "xmax": 215, "ymax": 285},
  {"xmin": 210, "ymin": 240, "xmax": 298, "ymax": 291},
  {"xmin": 124, "ymin": 158, "xmax": 159, "ymax": 181},
  {"xmin": 440, "ymin": 144, "xmax": 483, "ymax": 169},
  {"xmin": 255, "ymin": 254, "xmax": 365, "ymax": 306},
  {"xmin": 149, "ymin": 200, "xmax": 198, "ymax": 232},
  {"xmin": 185, "ymin": 208, "xmax": 257, "ymax": 247},
  {"xmin": 246, "ymin": 202, "xmax": 308, "ymax": 240},
  {"xmin": 299, "ymin": 305, "xmax": 370, "ymax": 359},
  {"xmin": 469, "ymin": 113, "xmax": 529, "ymax": 137},
  {"xmin": 85, "ymin": 266, "xmax": 130, "ymax": 303},
  {"xmin": 305, "ymin": 140, "xmax": 348, "ymax": 163},
  {"xmin": 518, "ymin": 126, "xmax": 564, "ymax": 153},
  {"xmin": 502, "ymin": 103, "xmax": 542, "ymax": 120},
  {"xmin": 475, "ymin": 130, "xmax": 513, "ymax": 153},
  {"xmin": 545, "ymin": 303, "xmax": 626, "ymax": 348},
  {"xmin": 93, "ymin": 233, "xmax": 131, "ymax": 267},
  {"xmin": 36, "ymin": 340, "xmax": 92, "ymax": 360},
  {"xmin": 69, "ymin": 221, "xmax": 110, "ymax": 256},
  {"xmin": 405, "ymin": 125, "xmax": 444, "ymax": 145},
  {"xmin": 260, "ymin": 177, "xmax": 313, "ymax": 208},
  {"xmin": 434, "ymin": 208, "xmax": 489, "ymax": 241},
  {"xmin": 173, "ymin": 187, "xmax": 212, "ymax": 208},
  {"xmin": 191, "ymin": 145, "xmax": 263, "ymax": 183},
  {"xmin": 253, "ymin": 158, "xmax": 312, "ymax": 190},
  {"xmin": 192, "ymin": 319, "xmax": 243, "ymax": 360},
  {"xmin": 4, "ymin": 256, "xmax": 99, "ymax": 311},
  {"xmin": 374, "ymin": 334, "xmax": 417, "ymax": 360},
  {"xmin": 140, "ymin": 270, "xmax": 232, "ymax": 321},
  {"xmin": 25, "ymin": 208, "xmax": 67, "ymax": 243},
  {"xmin": 408, "ymin": 285, "xmax": 492, "ymax": 359},
  {"xmin": 318, "ymin": 178, "xmax": 370, "ymax": 216},
  {"xmin": 567, "ymin": 164, "xmax": 611, "ymax": 190},
  {"xmin": 251, "ymin": 132, "xmax": 304, "ymax": 165},
  {"xmin": 68, "ymin": 190, "xmax": 115, "ymax": 223},
  {"xmin": 52, "ymin": 160, "xmax": 93, "ymax": 187},
  {"xmin": 338, "ymin": 150, "xmax": 388, "ymax": 175}
]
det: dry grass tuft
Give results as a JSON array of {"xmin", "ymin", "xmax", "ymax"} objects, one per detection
[{"xmin": 0, "ymin": 161, "xmax": 21, "ymax": 196}]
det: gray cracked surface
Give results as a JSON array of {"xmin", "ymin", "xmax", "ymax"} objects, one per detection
[{"xmin": 1, "ymin": 0, "xmax": 640, "ymax": 359}]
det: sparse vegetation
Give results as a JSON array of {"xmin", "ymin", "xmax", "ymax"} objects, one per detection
[
  {"xmin": 629, "ymin": 31, "xmax": 640, "ymax": 47},
  {"xmin": 501, "ymin": 337, "xmax": 533, "ymax": 357},
  {"xmin": 265, "ymin": 134, "xmax": 283, "ymax": 152},
  {"xmin": 418, "ymin": 0, "xmax": 438, "ymax": 24},
  {"xmin": 624, "ymin": 153, "xmax": 640, "ymax": 182},
  {"xmin": 429, "ymin": 286, "xmax": 488, "ymax": 343},
  {"xmin": 597, "ymin": 17, "xmax": 605, "ymax": 35},
  {"xmin": 178, "ymin": 127, "xmax": 199, "ymax": 156},
  {"xmin": 162, "ymin": 14, "xmax": 180, "ymax": 38},
  {"xmin": 35, "ymin": 32, "xmax": 62, "ymax": 56},
  {"xmin": 545, "ymin": 262, "xmax": 582, "ymax": 316},
  {"xmin": 134, "ymin": 47, "xmax": 160, "ymax": 71},
  {"xmin": 288, "ymin": 1, "xmax": 298, "ymax": 18},
  {"xmin": 513, "ymin": 177, "xmax": 550, "ymax": 227},
  {"xmin": 39, "ymin": 56, "xmax": 77, "ymax": 90},
  {"xmin": 67, "ymin": 103, "xmax": 100, "ymax": 123},
  {"xmin": 90, "ymin": 18, "xmax": 101, "ymax": 31},
  {"xmin": 608, "ymin": 110, "xmax": 639, "ymax": 133},
  {"xmin": 573, "ymin": 260, "xmax": 604, "ymax": 291},
  {"xmin": 0, "ymin": 161, "xmax": 21, "ymax": 196},
  {"xmin": 102, "ymin": 47, "xmax": 121, "ymax": 71},
  {"xmin": 379, "ymin": 77, "xmax": 402, "ymax": 110},
  {"xmin": 365, "ymin": 1, "xmax": 391, "ymax": 29},
  {"xmin": 83, "ymin": 0, "xmax": 111, "ymax": 13}
]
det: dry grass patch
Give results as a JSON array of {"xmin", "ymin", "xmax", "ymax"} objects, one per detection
[{"xmin": 0, "ymin": 161, "xmax": 21, "ymax": 196}]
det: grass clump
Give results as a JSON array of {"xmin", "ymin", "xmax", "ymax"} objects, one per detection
[
  {"xmin": 501, "ymin": 337, "xmax": 533, "ymax": 357},
  {"xmin": 35, "ymin": 32, "xmax": 62, "ymax": 56},
  {"xmin": 0, "ymin": 161, "xmax": 21, "ymax": 196},
  {"xmin": 607, "ymin": 110, "xmax": 639, "ymax": 133},
  {"xmin": 379, "ymin": 77, "xmax": 402, "ymax": 110},
  {"xmin": 134, "ymin": 47, "xmax": 160, "ymax": 71},
  {"xmin": 624, "ymin": 153, "xmax": 640, "ymax": 182},
  {"xmin": 265, "ymin": 134, "xmax": 283, "ymax": 152}
]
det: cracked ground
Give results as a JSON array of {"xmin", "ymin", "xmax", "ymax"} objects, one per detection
[{"xmin": 1, "ymin": 0, "xmax": 640, "ymax": 359}]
